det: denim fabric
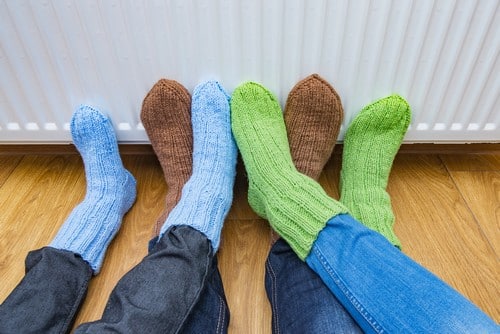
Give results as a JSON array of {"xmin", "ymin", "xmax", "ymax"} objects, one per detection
[
  {"xmin": 265, "ymin": 238, "xmax": 362, "ymax": 333},
  {"xmin": 0, "ymin": 226, "xmax": 228, "ymax": 334},
  {"xmin": 76, "ymin": 225, "xmax": 215, "ymax": 333},
  {"xmin": 148, "ymin": 232, "xmax": 230, "ymax": 333},
  {"xmin": 306, "ymin": 214, "xmax": 499, "ymax": 334},
  {"xmin": 0, "ymin": 247, "xmax": 92, "ymax": 334},
  {"xmin": 180, "ymin": 256, "xmax": 230, "ymax": 333}
]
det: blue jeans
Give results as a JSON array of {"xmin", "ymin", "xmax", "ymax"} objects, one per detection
[
  {"xmin": 306, "ymin": 214, "xmax": 499, "ymax": 334},
  {"xmin": 266, "ymin": 238, "xmax": 361, "ymax": 333}
]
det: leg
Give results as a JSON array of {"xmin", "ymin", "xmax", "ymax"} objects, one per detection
[
  {"xmin": 306, "ymin": 215, "xmax": 498, "ymax": 333},
  {"xmin": 141, "ymin": 79, "xmax": 231, "ymax": 333},
  {"xmin": 180, "ymin": 256, "xmax": 230, "ymax": 334},
  {"xmin": 157, "ymin": 80, "xmax": 237, "ymax": 250},
  {"xmin": 142, "ymin": 79, "xmax": 232, "ymax": 331},
  {"xmin": 340, "ymin": 95, "xmax": 411, "ymax": 247},
  {"xmin": 78, "ymin": 81, "xmax": 236, "ymax": 332},
  {"xmin": 75, "ymin": 226, "xmax": 215, "ymax": 333},
  {"xmin": 230, "ymin": 82, "xmax": 498, "ymax": 333},
  {"xmin": 141, "ymin": 79, "xmax": 193, "ymax": 242},
  {"xmin": 265, "ymin": 74, "xmax": 361, "ymax": 333},
  {"xmin": 265, "ymin": 239, "xmax": 361, "ymax": 333},
  {"xmin": 50, "ymin": 106, "xmax": 136, "ymax": 274},
  {"xmin": 0, "ymin": 248, "xmax": 91, "ymax": 334},
  {"xmin": 0, "ymin": 106, "xmax": 135, "ymax": 333}
]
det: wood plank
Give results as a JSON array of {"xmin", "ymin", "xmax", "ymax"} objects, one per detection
[
  {"xmin": 449, "ymin": 171, "xmax": 500, "ymax": 256},
  {"xmin": 320, "ymin": 154, "xmax": 342, "ymax": 199},
  {"xmin": 441, "ymin": 154, "xmax": 500, "ymax": 171},
  {"xmin": 0, "ymin": 155, "xmax": 85, "ymax": 302},
  {"xmin": 226, "ymin": 161, "xmax": 260, "ymax": 220},
  {"xmin": 387, "ymin": 154, "xmax": 499, "ymax": 320},
  {"xmin": 218, "ymin": 219, "xmax": 272, "ymax": 334},
  {"xmin": 0, "ymin": 156, "xmax": 22, "ymax": 187}
]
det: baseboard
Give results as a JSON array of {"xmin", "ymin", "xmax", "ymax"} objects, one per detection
[{"xmin": 0, "ymin": 143, "xmax": 499, "ymax": 156}]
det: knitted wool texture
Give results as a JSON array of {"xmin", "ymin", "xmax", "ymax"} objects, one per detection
[
  {"xmin": 50, "ymin": 106, "xmax": 136, "ymax": 274},
  {"xmin": 140, "ymin": 79, "xmax": 193, "ymax": 238},
  {"xmin": 340, "ymin": 95, "xmax": 411, "ymax": 248},
  {"xmin": 231, "ymin": 82, "xmax": 348, "ymax": 260},
  {"xmin": 159, "ymin": 81, "xmax": 237, "ymax": 250},
  {"xmin": 285, "ymin": 74, "xmax": 343, "ymax": 180}
]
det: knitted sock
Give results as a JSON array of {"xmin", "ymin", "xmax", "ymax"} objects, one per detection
[
  {"xmin": 340, "ymin": 95, "xmax": 411, "ymax": 248},
  {"xmin": 140, "ymin": 79, "xmax": 192, "ymax": 238},
  {"xmin": 158, "ymin": 81, "xmax": 237, "ymax": 251},
  {"xmin": 285, "ymin": 74, "xmax": 343, "ymax": 180},
  {"xmin": 231, "ymin": 82, "xmax": 348, "ymax": 260},
  {"xmin": 50, "ymin": 106, "xmax": 136, "ymax": 274},
  {"xmin": 269, "ymin": 74, "xmax": 344, "ymax": 243}
]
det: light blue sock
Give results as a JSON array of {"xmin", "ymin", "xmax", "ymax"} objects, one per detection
[
  {"xmin": 158, "ymin": 81, "xmax": 237, "ymax": 250},
  {"xmin": 50, "ymin": 105, "xmax": 136, "ymax": 274}
]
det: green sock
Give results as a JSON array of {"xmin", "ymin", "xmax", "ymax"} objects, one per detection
[
  {"xmin": 340, "ymin": 95, "xmax": 411, "ymax": 248},
  {"xmin": 231, "ymin": 82, "xmax": 348, "ymax": 260}
]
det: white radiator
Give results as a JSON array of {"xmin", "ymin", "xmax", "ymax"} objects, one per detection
[{"xmin": 0, "ymin": 0, "xmax": 499, "ymax": 143}]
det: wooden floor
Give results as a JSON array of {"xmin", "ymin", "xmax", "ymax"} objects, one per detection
[{"xmin": 0, "ymin": 150, "xmax": 498, "ymax": 332}]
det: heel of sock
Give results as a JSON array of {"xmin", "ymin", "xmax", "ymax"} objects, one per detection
[{"xmin": 121, "ymin": 170, "xmax": 137, "ymax": 213}]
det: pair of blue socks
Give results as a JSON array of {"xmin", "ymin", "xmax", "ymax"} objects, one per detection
[{"xmin": 50, "ymin": 81, "xmax": 236, "ymax": 273}]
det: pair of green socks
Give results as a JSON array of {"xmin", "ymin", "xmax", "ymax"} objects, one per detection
[{"xmin": 231, "ymin": 83, "xmax": 410, "ymax": 258}]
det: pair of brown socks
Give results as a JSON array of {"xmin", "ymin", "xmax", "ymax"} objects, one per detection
[{"xmin": 141, "ymin": 74, "xmax": 343, "ymax": 241}]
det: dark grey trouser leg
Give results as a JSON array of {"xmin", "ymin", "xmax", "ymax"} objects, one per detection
[
  {"xmin": 75, "ymin": 225, "xmax": 214, "ymax": 334},
  {"xmin": 0, "ymin": 247, "xmax": 92, "ymax": 334}
]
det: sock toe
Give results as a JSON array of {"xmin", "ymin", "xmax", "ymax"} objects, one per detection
[
  {"xmin": 284, "ymin": 74, "xmax": 343, "ymax": 180},
  {"xmin": 231, "ymin": 82, "xmax": 281, "ymax": 119},
  {"xmin": 288, "ymin": 74, "xmax": 339, "ymax": 101},
  {"xmin": 70, "ymin": 105, "xmax": 119, "ymax": 159},
  {"xmin": 355, "ymin": 95, "xmax": 410, "ymax": 129},
  {"xmin": 71, "ymin": 105, "xmax": 110, "ymax": 140},
  {"xmin": 141, "ymin": 79, "xmax": 191, "ymax": 125},
  {"xmin": 193, "ymin": 80, "xmax": 230, "ymax": 102}
]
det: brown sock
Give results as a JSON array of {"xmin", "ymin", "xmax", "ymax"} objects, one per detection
[
  {"xmin": 271, "ymin": 74, "xmax": 343, "ymax": 243},
  {"xmin": 285, "ymin": 73, "xmax": 344, "ymax": 180},
  {"xmin": 140, "ymin": 79, "xmax": 193, "ymax": 238}
]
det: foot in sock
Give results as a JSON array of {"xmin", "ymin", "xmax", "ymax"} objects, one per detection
[
  {"xmin": 141, "ymin": 79, "xmax": 192, "ymax": 239},
  {"xmin": 158, "ymin": 81, "xmax": 237, "ymax": 251},
  {"xmin": 340, "ymin": 95, "xmax": 411, "ymax": 248},
  {"xmin": 269, "ymin": 74, "xmax": 344, "ymax": 243},
  {"xmin": 285, "ymin": 74, "xmax": 343, "ymax": 181},
  {"xmin": 231, "ymin": 82, "xmax": 348, "ymax": 260},
  {"xmin": 50, "ymin": 106, "xmax": 136, "ymax": 274}
]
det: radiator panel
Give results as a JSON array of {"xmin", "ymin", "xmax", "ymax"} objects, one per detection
[{"xmin": 0, "ymin": 0, "xmax": 498, "ymax": 143}]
